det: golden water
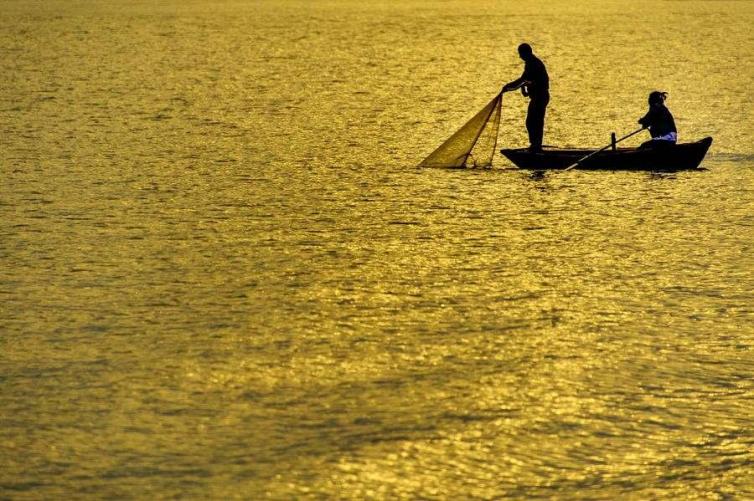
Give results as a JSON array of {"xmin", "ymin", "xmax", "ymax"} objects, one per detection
[{"xmin": 2, "ymin": 0, "xmax": 753, "ymax": 498}]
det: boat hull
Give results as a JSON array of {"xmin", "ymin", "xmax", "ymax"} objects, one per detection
[{"xmin": 500, "ymin": 137, "xmax": 712, "ymax": 171}]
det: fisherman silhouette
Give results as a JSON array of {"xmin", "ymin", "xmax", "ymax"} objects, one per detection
[
  {"xmin": 638, "ymin": 91, "xmax": 677, "ymax": 149},
  {"xmin": 502, "ymin": 43, "xmax": 550, "ymax": 152}
]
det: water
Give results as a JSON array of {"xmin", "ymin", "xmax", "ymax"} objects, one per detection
[{"xmin": 2, "ymin": 0, "xmax": 753, "ymax": 498}]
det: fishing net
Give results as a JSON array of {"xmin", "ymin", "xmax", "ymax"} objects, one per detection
[{"xmin": 418, "ymin": 92, "xmax": 502, "ymax": 168}]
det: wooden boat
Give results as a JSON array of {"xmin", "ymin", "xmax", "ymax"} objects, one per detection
[{"xmin": 501, "ymin": 136, "xmax": 713, "ymax": 171}]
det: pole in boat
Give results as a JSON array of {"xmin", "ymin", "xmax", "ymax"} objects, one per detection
[{"xmin": 563, "ymin": 127, "xmax": 645, "ymax": 171}]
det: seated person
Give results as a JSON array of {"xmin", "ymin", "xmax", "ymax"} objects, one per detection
[{"xmin": 638, "ymin": 91, "xmax": 677, "ymax": 148}]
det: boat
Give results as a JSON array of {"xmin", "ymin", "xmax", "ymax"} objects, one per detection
[{"xmin": 500, "ymin": 136, "xmax": 713, "ymax": 171}]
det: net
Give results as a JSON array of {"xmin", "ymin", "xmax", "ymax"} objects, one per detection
[{"xmin": 418, "ymin": 92, "xmax": 503, "ymax": 168}]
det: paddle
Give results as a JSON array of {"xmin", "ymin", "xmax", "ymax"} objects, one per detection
[{"xmin": 563, "ymin": 127, "xmax": 645, "ymax": 171}]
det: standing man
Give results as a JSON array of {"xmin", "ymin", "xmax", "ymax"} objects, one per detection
[{"xmin": 502, "ymin": 43, "xmax": 550, "ymax": 152}]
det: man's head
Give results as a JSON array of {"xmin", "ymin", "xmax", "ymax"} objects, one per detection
[
  {"xmin": 518, "ymin": 43, "xmax": 533, "ymax": 60},
  {"xmin": 648, "ymin": 91, "xmax": 668, "ymax": 107}
]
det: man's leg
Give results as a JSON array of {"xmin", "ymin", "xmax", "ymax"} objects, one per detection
[{"xmin": 526, "ymin": 96, "xmax": 548, "ymax": 151}]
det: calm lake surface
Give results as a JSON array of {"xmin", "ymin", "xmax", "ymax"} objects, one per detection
[{"xmin": 2, "ymin": 0, "xmax": 753, "ymax": 498}]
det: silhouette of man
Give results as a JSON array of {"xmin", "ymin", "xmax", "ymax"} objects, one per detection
[{"xmin": 502, "ymin": 43, "xmax": 550, "ymax": 152}]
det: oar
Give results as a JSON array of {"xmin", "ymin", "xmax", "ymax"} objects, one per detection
[{"xmin": 563, "ymin": 127, "xmax": 645, "ymax": 171}]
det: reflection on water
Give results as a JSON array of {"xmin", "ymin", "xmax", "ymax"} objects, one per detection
[{"xmin": 1, "ymin": 0, "xmax": 753, "ymax": 498}]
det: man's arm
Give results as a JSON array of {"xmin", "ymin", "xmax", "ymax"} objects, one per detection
[
  {"xmin": 502, "ymin": 75, "xmax": 526, "ymax": 92},
  {"xmin": 638, "ymin": 110, "xmax": 652, "ymax": 128},
  {"xmin": 502, "ymin": 66, "xmax": 529, "ymax": 92}
]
